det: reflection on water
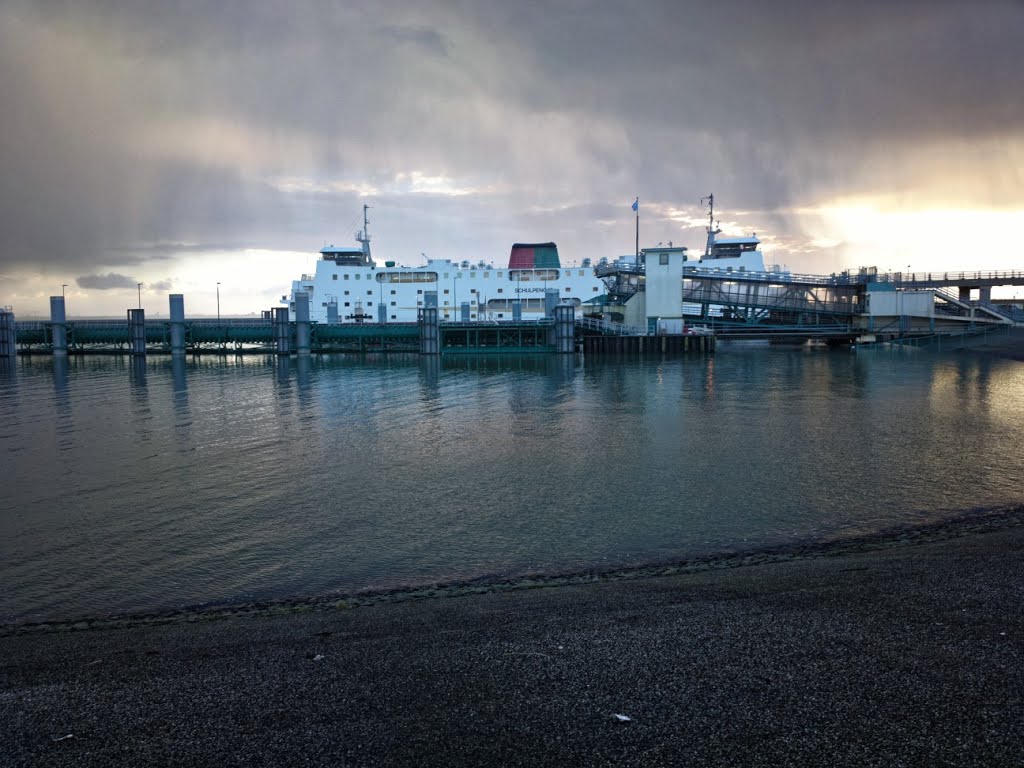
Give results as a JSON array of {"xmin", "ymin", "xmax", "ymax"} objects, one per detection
[{"xmin": 1, "ymin": 348, "xmax": 1023, "ymax": 622}]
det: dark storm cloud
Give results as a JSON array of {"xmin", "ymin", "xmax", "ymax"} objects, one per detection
[
  {"xmin": 378, "ymin": 24, "xmax": 452, "ymax": 57},
  {"xmin": 1, "ymin": 0, "xmax": 1022, "ymax": 278},
  {"xmin": 77, "ymin": 273, "xmax": 139, "ymax": 290}
]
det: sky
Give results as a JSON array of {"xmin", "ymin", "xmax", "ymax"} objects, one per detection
[{"xmin": 2, "ymin": 0, "xmax": 1023, "ymax": 316}]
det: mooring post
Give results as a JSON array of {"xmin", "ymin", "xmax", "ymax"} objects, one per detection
[
  {"xmin": 554, "ymin": 304, "xmax": 575, "ymax": 353},
  {"xmin": 0, "ymin": 307, "xmax": 16, "ymax": 358},
  {"xmin": 273, "ymin": 308, "xmax": 291, "ymax": 355},
  {"xmin": 169, "ymin": 294, "xmax": 186, "ymax": 355},
  {"xmin": 295, "ymin": 291, "xmax": 311, "ymax": 355},
  {"xmin": 544, "ymin": 289, "xmax": 559, "ymax": 319},
  {"xmin": 419, "ymin": 306, "xmax": 440, "ymax": 355},
  {"xmin": 50, "ymin": 296, "xmax": 68, "ymax": 355},
  {"xmin": 127, "ymin": 308, "xmax": 146, "ymax": 356}
]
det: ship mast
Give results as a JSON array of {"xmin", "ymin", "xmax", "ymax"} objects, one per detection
[
  {"xmin": 700, "ymin": 193, "xmax": 721, "ymax": 259},
  {"xmin": 356, "ymin": 203, "xmax": 372, "ymax": 263}
]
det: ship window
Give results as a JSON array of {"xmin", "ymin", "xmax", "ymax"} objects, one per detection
[
  {"xmin": 391, "ymin": 290, "xmax": 396, "ymax": 294},
  {"xmin": 498, "ymin": 271, "xmax": 503, "ymax": 278},
  {"xmin": 367, "ymin": 290, "xmax": 372, "ymax": 295},
  {"xmin": 391, "ymin": 301, "xmax": 396, "ymax": 306},
  {"xmin": 443, "ymin": 289, "xmax": 449, "ymax": 294},
  {"xmin": 332, "ymin": 274, "xmax": 337, "ymax": 280},
  {"xmin": 444, "ymin": 301, "xmax": 449, "ymax": 306},
  {"xmin": 344, "ymin": 291, "xmax": 349, "ymax": 295},
  {"xmin": 376, "ymin": 271, "xmax": 439, "ymax": 283},
  {"xmin": 566, "ymin": 288, "xmax": 571, "ymax": 292},
  {"xmin": 443, "ymin": 273, "xmax": 448, "ymax": 279},
  {"xmin": 367, "ymin": 302, "xmax": 373, "ymax": 306},
  {"xmin": 390, "ymin": 315, "xmax": 396, "ymax": 319},
  {"xmin": 484, "ymin": 272, "xmax": 489, "ymax": 278},
  {"xmin": 470, "ymin": 271, "xmax": 476, "ymax": 277},
  {"xmin": 593, "ymin": 287, "xmax": 599, "ymax": 291},
  {"xmin": 497, "ymin": 288, "xmax": 503, "ymax": 293},
  {"xmin": 498, "ymin": 313, "xmax": 504, "ymax": 318},
  {"xmin": 509, "ymin": 269, "xmax": 559, "ymax": 282},
  {"xmin": 579, "ymin": 270, "xmax": 584, "ymax": 276},
  {"xmin": 471, "ymin": 314, "xmax": 476, "ymax": 319},
  {"xmin": 355, "ymin": 274, "xmax": 361, "ymax": 279},
  {"xmin": 344, "ymin": 274, "xmax": 350, "ymax": 280},
  {"xmin": 660, "ymin": 253, "xmax": 669, "ymax": 265},
  {"xmin": 417, "ymin": 290, "xmax": 423, "ymax": 295},
  {"xmin": 344, "ymin": 302, "xmax": 350, "ymax": 307}
]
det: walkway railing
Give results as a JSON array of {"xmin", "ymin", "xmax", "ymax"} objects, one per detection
[
  {"xmin": 575, "ymin": 316, "xmax": 647, "ymax": 336},
  {"xmin": 893, "ymin": 269, "xmax": 1024, "ymax": 287}
]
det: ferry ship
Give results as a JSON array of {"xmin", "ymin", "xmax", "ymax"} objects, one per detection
[
  {"xmin": 282, "ymin": 206, "xmax": 606, "ymax": 323},
  {"xmin": 599, "ymin": 194, "xmax": 784, "ymax": 276},
  {"xmin": 282, "ymin": 197, "xmax": 784, "ymax": 324}
]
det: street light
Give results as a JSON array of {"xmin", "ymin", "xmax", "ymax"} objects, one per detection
[
  {"xmin": 62, "ymin": 284, "xmax": 67, "ymax": 299},
  {"xmin": 137, "ymin": 283, "xmax": 142, "ymax": 309},
  {"xmin": 216, "ymin": 282, "xmax": 221, "ymax": 322}
]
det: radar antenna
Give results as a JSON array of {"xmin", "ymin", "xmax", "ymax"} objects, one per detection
[{"xmin": 700, "ymin": 194, "xmax": 721, "ymax": 258}]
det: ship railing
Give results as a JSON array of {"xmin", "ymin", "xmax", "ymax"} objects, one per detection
[
  {"xmin": 594, "ymin": 263, "xmax": 643, "ymax": 278},
  {"xmin": 682, "ymin": 268, "xmax": 857, "ymax": 287}
]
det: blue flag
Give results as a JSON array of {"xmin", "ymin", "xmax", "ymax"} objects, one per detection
[{"xmin": 632, "ymin": 198, "xmax": 638, "ymax": 212}]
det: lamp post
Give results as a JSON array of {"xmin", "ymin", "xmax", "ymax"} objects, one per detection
[
  {"xmin": 62, "ymin": 283, "xmax": 67, "ymax": 299},
  {"xmin": 137, "ymin": 283, "xmax": 142, "ymax": 309},
  {"xmin": 216, "ymin": 282, "xmax": 221, "ymax": 322}
]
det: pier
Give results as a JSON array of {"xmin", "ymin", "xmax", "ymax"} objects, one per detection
[
  {"xmin": 4, "ymin": 262, "xmax": 1023, "ymax": 359},
  {"xmin": 5, "ymin": 294, "xmax": 707, "ymax": 357}
]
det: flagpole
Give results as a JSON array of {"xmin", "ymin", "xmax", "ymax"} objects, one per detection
[{"xmin": 634, "ymin": 197, "xmax": 639, "ymax": 266}]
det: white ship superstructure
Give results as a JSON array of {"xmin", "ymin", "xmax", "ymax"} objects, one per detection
[
  {"xmin": 283, "ymin": 206, "xmax": 605, "ymax": 323},
  {"xmin": 690, "ymin": 193, "xmax": 784, "ymax": 275}
]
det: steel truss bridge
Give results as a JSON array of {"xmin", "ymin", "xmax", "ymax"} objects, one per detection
[{"xmin": 597, "ymin": 265, "xmax": 1024, "ymax": 336}]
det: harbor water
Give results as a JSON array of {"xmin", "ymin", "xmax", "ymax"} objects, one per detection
[{"xmin": 2, "ymin": 346, "xmax": 1023, "ymax": 623}]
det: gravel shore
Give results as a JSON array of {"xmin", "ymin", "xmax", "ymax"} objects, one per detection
[{"xmin": 3, "ymin": 510, "xmax": 1022, "ymax": 767}]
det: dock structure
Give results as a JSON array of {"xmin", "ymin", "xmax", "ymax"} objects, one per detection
[
  {"xmin": 0, "ymin": 307, "xmax": 16, "ymax": 358},
  {"xmin": 6, "ymin": 261, "xmax": 1023, "ymax": 357},
  {"xmin": 49, "ymin": 297, "xmax": 68, "ymax": 355},
  {"xmin": 582, "ymin": 333, "xmax": 713, "ymax": 355},
  {"xmin": 169, "ymin": 295, "xmax": 186, "ymax": 354},
  {"xmin": 592, "ymin": 254, "xmax": 1023, "ymax": 346},
  {"xmin": 887, "ymin": 269, "xmax": 1024, "ymax": 304}
]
